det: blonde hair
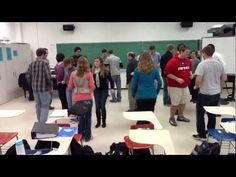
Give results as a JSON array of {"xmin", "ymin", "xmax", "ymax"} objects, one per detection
[
  {"xmin": 76, "ymin": 56, "xmax": 90, "ymax": 77},
  {"xmin": 138, "ymin": 51, "xmax": 154, "ymax": 73},
  {"xmin": 91, "ymin": 57, "xmax": 108, "ymax": 78}
]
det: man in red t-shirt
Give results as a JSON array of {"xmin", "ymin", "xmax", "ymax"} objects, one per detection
[{"xmin": 164, "ymin": 44, "xmax": 192, "ymax": 126}]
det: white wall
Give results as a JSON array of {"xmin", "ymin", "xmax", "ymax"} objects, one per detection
[{"xmin": 19, "ymin": 22, "xmax": 233, "ymax": 66}]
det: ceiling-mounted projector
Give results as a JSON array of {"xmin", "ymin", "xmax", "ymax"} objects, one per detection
[{"xmin": 207, "ymin": 24, "xmax": 235, "ymax": 37}]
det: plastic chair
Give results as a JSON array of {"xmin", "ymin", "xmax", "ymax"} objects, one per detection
[
  {"xmin": 124, "ymin": 123, "xmax": 155, "ymax": 155},
  {"xmin": 0, "ymin": 132, "xmax": 18, "ymax": 155}
]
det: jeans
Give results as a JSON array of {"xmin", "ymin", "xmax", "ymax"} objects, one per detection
[
  {"xmin": 66, "ymin": 88, "xmax": 73, "ymax": 109},
  {"xmin": 162, "ymin": 77, "xmax": 171, "ymax": 105},
  {"xmin": 33, "ymin": 91, "xmax": 51, "ymax": 123},
  {"xmin": 111, "ymin": 75, "xmax": 121, "ymax": 101},
  {"xmin": 128, "ymin": 79, "xmax": 136, "ymax": 110},
  {"xmin": 196, "ymin": 93, "xmax": 220, "ymax": 137},
  {"xmin": 94, "ymin": 89, "xmax": 108, "ymax": 125},
  {"xmin": 189, "ymin": 77, "xmax": 199, "ymax": 101},
  {"xmin": 57, "ymin": 83, "xmax": 68, "ymax": 109},
  {"xmin": 77, "ymin": 100, "xmax": 93, "ymax": 141}
]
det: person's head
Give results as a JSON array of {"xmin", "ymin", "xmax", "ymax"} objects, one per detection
[
  {"xmin": 202, "ymin": 45, "xmax": 215, "ymax": 59},
  {"xmin": 102, "ymin": 49, "xmax": 107, "ymax": 54},
  {"xmin": 36, "ymin": 48, "xmax": 47, "ymax": 59},
  {"xmin": 167, "ymin": 44, "xmax": 175, "ymax": 53},
  {"xmin": 127, "ymin": 51, "xmax": 135, "ymax": 60},
  {"xmin": 108, "ymin": 49, "xmax": 113, "ymax": 55},
  {"xmin": 43, "ymin": 48, "xmax": 48, "ymax": 58},
  {"xmin": 207, "ymin": 44, "xmax": 215, "ymax": 50},
  {"xmin": 190, "ymin": 50, "xmax": 198, "ymax": 59},
  {"xmin": 101, "ymin": 49, "xmax": 108, "ymax": 58},
  {"xmin": 56, "ymin": 53, "xmax": 65, "ymax": 63},
  {"xmin": 178, "ymin": 45, "xmax": 190, "ymax": 59},
  {"xmin": 76, "ymin": 56, "xmax": 89, "ymax": 77},
  {"xmin": 63, "ymin": 58, "xmax": 73, "ymax": 69},
  {"xmin": 138, "ymin": 51, "xmax": 154, "ymax": 73},
  {"xmin": 149, "ymin": 45, "xmax": 156, "ymax": 54},
  {"xmin": 74, "ymin": 47, "xmax": 81, "ymax": 56},
  {"xmin": 92, "ymin": 57, "xmax": 107, "ymax": 77},
  {"xmin": 177, "ymin": 43, "xmax": 184, "ymax": 52}
]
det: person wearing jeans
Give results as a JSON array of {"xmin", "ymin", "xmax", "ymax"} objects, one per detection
[
  {"xmin": 105, "ymin": 50, "xmax": 123, "ymax": 102},
  {"xmin": 193, "ymin": 45, "xmax": 225, "ymax": 140},
  {"xmin": 26, "ymin": 48, "xmax": 52, "ymax": 123},
  {"xmin": 68, "ymin": 56, "xmax": 95, "ymax": 142},
  {"xmin": 92, "ymin": 57, "xmax": 114, "ymax": 128}
]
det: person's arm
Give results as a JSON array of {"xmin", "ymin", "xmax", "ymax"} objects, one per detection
[
  {"xmin": 164, "ymin": 59, "xmax": 184, "ymax": 84},
  {"xmin": 155, "ymin": 69, "xmax": 162, "ymax": 95},
  {"xmin": 68, "ymin": 72, "xmax": 75, "ymax": 90},
  {"xmin": 194, "ymin": 63, "xmax": 204, "ymax": 89},
  {"xmin": 119, "ymin": 58, "xmax": 123, "ymax": 68},
  {"xmin": 131, "ymin": 69, "xmax": 138, "ymax": 98},
  {"xmin": 25, "ymin": 63, "xmax": 32, "ymax": 85},
  {"xmin": 44, "ymin": 62, "xmax": 52, "ymax": 89},
  {"xmin": 107, "ymin": 72, "xmax": 114, "ymax": 89},
  {"xmin": 87, "ymin": 72, "xmax": 95, "ymax": 93},
  {"xmin": 167, "ymin": 74, "xmax": 184, "ymax": 84}
]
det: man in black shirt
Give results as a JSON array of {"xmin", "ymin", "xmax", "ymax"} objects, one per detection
[
  {"xmin": 126, "ymin": 52, "xmax": 138, "ymax": 111},
  {"xmin": 71, "ymin": 47, "xmax": 82, "ymax": 67},
  {"xmin": 160, "ymin": 44, "xmax": 175, "ymax": 106}
]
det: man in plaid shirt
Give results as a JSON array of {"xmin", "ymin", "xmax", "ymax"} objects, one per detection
[{"xmin": 26, "ymin": 48, "xmax": 52, "ymax": 122}]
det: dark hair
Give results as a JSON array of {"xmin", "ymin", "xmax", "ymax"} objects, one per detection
[
  {"xmin": 108, "ymin": 50, "xmax": 113, "ymax": 54},
  {"xmin": 202, "ymin": 46, "xmax": 215, "ymax": 57},
  {"xmin": 207, "ymin": 44, "xmax": 215, "ymax": 50},
  {"xmin": 167, "ymin": 44, "xmax": 175, "ymax": 51},
  {"xmin": 127, "ymin": 52, "xmax": 135, "ymax": 58},
  {"xmin": 177, "ymin": 43, "xmax": 184, "ymax": 51},
  {"xmin": 102, "ymin": 49, "xmax": 107, "ymax": 53},
  {"xmin": 149, "ymin": 45, "xmax": 156, "ymax": 50},
  {"xmin": 56, "ymin": 53, "xmax": 65, "ymax": 62},
  {"xmin": 36, "ymin": 48, "xmax": 46, "ymax": 57},
  {"xmin": 179, "ymin": 44, "xmax": 189, "ymax": 52},
  {"xmin": 43, "ymin": 48, "xmax": 48, "ymax": 51},
  {"xmin": 190, "ymin": 50, "xmax": 198, "ymax": 57},
  {"xmin": 74, "ymin": 47, "xmax": 81, "ymax": 52}
]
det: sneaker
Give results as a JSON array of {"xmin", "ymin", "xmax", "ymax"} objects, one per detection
[
  {"xmin": 95, "ymin": 124, "xmax": 100, "ymax": 128},
  {"xmin": 110, "ymin": 100, "xmax": 117, "ymax": 103},
  {"xmin": 177, "ymin": 116, "xmax": 190, "ymax": 122},
  {"xmin": 192, "ymin": 134, "xmax": 207, "ymax": 140},
  {"xmin": 169, "ymin": 117, "xmax": 177, "ymax": 126},
  {"xmin": 49, "ymin": 106, "xmax": 55, "ymax": 110}
]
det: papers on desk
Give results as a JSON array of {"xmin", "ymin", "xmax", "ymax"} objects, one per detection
[{"xmin": 49, "ymin": 109, "xmax": 68, "ymax": 117}]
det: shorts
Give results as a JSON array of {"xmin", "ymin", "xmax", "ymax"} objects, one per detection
[{"xmin": 168, "ymin": 87, "xmax": 190, "ymax": 106}]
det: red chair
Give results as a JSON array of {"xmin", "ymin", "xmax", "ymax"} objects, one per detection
[
  {"xmin": 0, "ymin": 132, "xmax": 18, "ymax": 155},
  {"xmin": 124, "ymin": 123, "xmax": 155, "ymax": 155}
]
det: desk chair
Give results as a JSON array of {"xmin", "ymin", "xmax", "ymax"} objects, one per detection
[{"xmin": 124, "ymin": 123, "xmax": 155, "ymax": 155}]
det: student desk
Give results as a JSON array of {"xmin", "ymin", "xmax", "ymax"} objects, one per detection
[
  {"xmin": 0, "ymin": 110, "xmax": 25, "ymax": 118},
  {"xmin": 0, "ymin": 132, "xmax": 18, "ymax": 155},
  {"xmin": 220, "ymin": 122, "xmax": 236, "ymax": 134},
  {"xmin": 129, "ymin": 129, "xmax": 176, "ymax": 154},
  {"xmin": 123, "ymin": 111, "xmax": 163, "ymax": 129},
  {"xmin": 203, "ymin": 106, "xmax": 235, "ymax": 116}
]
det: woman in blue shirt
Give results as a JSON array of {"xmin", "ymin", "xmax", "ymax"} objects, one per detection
[{"xmin": 132, "ymin": 51, "xmax": 162, "ymax": 124}]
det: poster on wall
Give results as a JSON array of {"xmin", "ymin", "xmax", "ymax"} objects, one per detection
[
  {"xmin": 0, "ymin": 48, "xmax": 3, "ymax": 61},
  {"xmin": 13, "ymin": 50, "xmax": 18, "ymax": 57}
]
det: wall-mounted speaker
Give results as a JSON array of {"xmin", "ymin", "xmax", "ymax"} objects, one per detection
[
  {"xmin": 180, "ymin": 22, "xmax": 193, "ymax": 28},
  {"xmin": 63, "ymin": 24, "xmax": 75, "ymax": 31}
]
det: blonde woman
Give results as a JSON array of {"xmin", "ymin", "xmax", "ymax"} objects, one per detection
[
  {"xmin": 132, "ymin": 51, "xmax": 162, "ymax": 124},
  {"xmin": 68, "ymin": 56, "xmax": 95, "ymax": 142},
  {"xmin": 92, "ymin": 57, "xmax": 114, "ymax": 128}
]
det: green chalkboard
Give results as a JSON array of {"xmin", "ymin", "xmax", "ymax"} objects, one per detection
[{"xmin": 57, "ymin": 40, "xmax": 199, "ymax": 69}]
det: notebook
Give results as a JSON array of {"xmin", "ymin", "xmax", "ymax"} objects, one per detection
[
  {"xmin": 58, "ymin": 127, "xmax": 78, "ymax": 137},
  {"xmin": 31, "ymin": 122, "xmax": 59, "ymax": 139}
]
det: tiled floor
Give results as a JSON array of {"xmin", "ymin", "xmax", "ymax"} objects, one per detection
[{"xmin": 0, "ymin": 89, "xmax": 235, "ymax": 155}]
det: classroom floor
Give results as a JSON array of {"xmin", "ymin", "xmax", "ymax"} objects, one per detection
[{"xmin": 0, "ymin": 89, "xmax": 235, "ymax": 155}]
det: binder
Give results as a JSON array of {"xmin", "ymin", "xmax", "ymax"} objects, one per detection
[{"xmin": 31, "ymin": 122, "xmax": 59, "ymax": 139}]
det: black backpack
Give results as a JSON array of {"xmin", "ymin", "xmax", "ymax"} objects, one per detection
[
  {"xmin": 191, "ymin": 141, "xmax": 220, "ymax": 155},
  {"xmin": 5, "ymin": 139, "xmax": 31, "ymax": 155},
  {"xmin": 70, "ymin": 137, "xmax": 95, "ymax": 155}
]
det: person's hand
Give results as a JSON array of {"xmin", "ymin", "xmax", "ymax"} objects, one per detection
[
  {"xmin": 194, "ymin": 85, "xmax": 198, "ymax": 90},
  {"xmin": 176, "ymin": 78, "xmax": 184, "ymax": 84},
  {"xmin": 61, "ymin": 80, "xmax": 65, "ymax": 84}
]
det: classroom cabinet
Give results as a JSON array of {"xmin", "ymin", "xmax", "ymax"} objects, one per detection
[{"xmin": 0, "ymin": 43, "xmax": 32, "ymax": 104}]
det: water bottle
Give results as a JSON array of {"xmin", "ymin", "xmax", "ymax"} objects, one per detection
[{"xmin": 15, "ymin": 139, "xmax": 26, "ymax": 155}]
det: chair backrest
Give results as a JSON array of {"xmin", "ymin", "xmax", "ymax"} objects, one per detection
[
  {"xmin": 130, "ymin": 123, "xmax": 154, "ymax": 130},
  {"xmin": 221, "ymin": 117, "xmax": 236, "ymax": 122}
]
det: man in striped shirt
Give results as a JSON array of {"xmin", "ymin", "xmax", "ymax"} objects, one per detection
[{"xmin": 26, "ymin": 48, "xmax": 52, "ymax": 123}]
